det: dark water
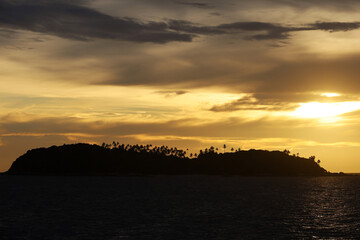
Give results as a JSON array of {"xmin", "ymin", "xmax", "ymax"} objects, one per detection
[{"xmin": 1, "ymin": 176, "xmax": 360, "ymax": 239}]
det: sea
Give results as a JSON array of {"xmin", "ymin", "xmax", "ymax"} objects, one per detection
[{"xmin": 1, "ymin": 175, "xmax": 360, "ymax": 239}]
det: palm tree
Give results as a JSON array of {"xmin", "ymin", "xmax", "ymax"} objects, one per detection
[
  {"xmin": 210, "ymin": 146, "xmax": 215, "ymax": 152},
  {"xmin": 283, "ymin": 149, "xmax": 290, "ymax": 155}
]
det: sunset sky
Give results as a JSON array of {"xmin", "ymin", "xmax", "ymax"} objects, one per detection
[{"xmin": 1, "ymin": 0, "xmax": 360, "ymax": 172}]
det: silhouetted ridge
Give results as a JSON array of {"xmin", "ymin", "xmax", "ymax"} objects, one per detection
[{"xmin": 5, "ymin": 143, "xmax": 330, "ymax": 176}]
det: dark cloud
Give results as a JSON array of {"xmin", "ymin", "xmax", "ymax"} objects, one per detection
[
  {"xmin": 176, "ymin": 1, "xmax": 212, "ymax": 8},
  {"xmin": 228, "ymin": 0, "xmax": 360, "ymax": 12},
  {"xmin": 310, "ymin": 22, "xmax": 360, "ymax": 32},
  {"xmin": 0, "ymin": 0, "xmax": 193, "ymax": 43},
  {"xmin": 2, "ymin": 0, "xmax": 360, "ymax": 44},
  {"xmin": 1, "ymin": 0, "xmax": 360, "ymax": 44},
  {"xmin": 267, "ymin": 0, "xmax": 360, "ymax": 11},
  {"xmin": 169, "ymin": 20, "xmax": 360, "ymax": 41},
  {"xmin": 168, "ymin": 20, "xmax": 224, "ymax": 35},
  {"xmin": 167, "ymin": 20, "xmax": 291, "ymax": 40},
  {"xmin": 212, "ymin": 21, "xmax": 360, "ymax": 40},
  {"xmin": 218, "ymin": 22, "xmax": 293, "ymax": 40},
  {"xmin": 155, "ymin": 90, "xmax": 188, "ymax": 97},
  {"xmin": 109, "ymin": 0, "xmax": 360, "ymax": 13}
]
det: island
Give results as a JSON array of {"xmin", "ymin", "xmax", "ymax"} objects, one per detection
[{"xmin": 1, "ymin": 143, "xmax": 338, "ymax": 176}]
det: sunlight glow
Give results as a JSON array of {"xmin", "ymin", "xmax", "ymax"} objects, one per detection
[
  {"xmin": 293, "ymin": 102, "xmax": 360, "ymax": 118},
  {"xmin": 321, "ymin": 93, "xmax": 340, "ymax": 97}
]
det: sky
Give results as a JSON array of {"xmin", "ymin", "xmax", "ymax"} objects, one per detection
[{"xmin": 1, "ymin": 0, "xmax": 360, "ymax": 172}]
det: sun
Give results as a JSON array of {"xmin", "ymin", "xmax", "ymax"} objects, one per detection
[{"xmin": 293, "ymin": 102, "xmax": 360, "ymax": 119}]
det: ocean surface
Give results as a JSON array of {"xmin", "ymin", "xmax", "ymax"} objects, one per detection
[{"xmin": 1, "ymin": 175, "xmax": 360, "ymax": 239}]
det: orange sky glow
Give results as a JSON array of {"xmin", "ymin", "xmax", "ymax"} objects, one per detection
[{"xmin": 1, "ymin": 0, "xmax": 360, "ymax": 172}]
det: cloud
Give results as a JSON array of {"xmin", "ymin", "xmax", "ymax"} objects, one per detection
[
  {"xmin": 208, "ymin": 92, "xmax": 360, "ymax": 112},
  {"xmin": 1, "ymin": 111, "xmax": 360, "ymax": 172},
  {"xmin": 1, "ymin": 112, "xmax": 358, "ymax": 141},
  {"xmin": 0, "ymin": 0, "xmax": 193, "ymax": 43},
  {"xmin": 254, "ymin": 92, "xmax": 360, "ymax": 103},
  {"xmin": 2, "ymin": 0, "xmax": 360, "ymax": 44},
  {"xmin": 169, "ymin": 20, "xmax": 360, "ymax": 41},
  {"xmin": 176, "ymin": 1, "xmax": 212, "ymax": 8},
  {"xmin": 155, "ymin": 90, "xmax": 188, "ymax": 97},
  {"xmin": 248, "ymin": 55, "xmax": 360, "ymax": 95},
  {"xmin": 98, "ymin": 0, "xmax": 360, "ymax": 14},
  {"xmin": 266, "ymin": 0, "xmax": 360, "ymax": 11},
  {"xmin": 209, "ymin": 95, "xmax": 299, "ymax": 112},
  {"xmin": 209, "ymin": 12, "xmax": 222, "ymax": 16},
  {"xmin": 310, "ymin": 22, "xmax": 360, "ymax": 32},
  {"xmin": 222, "ymin": 22, "xmax": 297, "ymax": 40},
  {"xmin": 168, "ymin": 20, "xmax": 224, "ymax": 35},
  {"xmin": 166, "ymin": 20, "xmax": 292, "ymax": 40},
  {"xmin": 168, "ymin": 20, "xmax": 291, "ymax": 40},
  {"xmin": 4, "ymin": 0, "xmax": 360, "ymax": 103},
  {"xmin": 85, "ymin": 41, "xmax": 360, "ymax": 97}
]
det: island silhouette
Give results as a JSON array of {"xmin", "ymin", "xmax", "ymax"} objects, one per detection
[{"xmin": 2, "ymin": 142, "xmax": 340, "ymax": 176}]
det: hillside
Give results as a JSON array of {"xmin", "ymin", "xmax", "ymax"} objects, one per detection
[{"xmin": 4, "ymin": 143, "xmax": 330, "ymax": 176}]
